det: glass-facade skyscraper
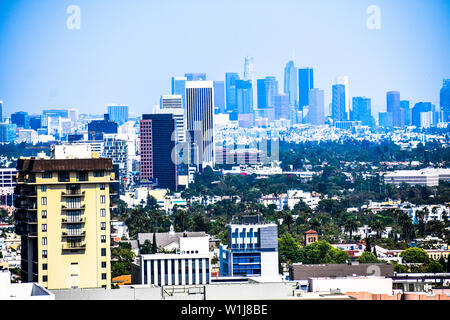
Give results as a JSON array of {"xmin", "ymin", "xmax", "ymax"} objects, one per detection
[
  {"xmin": 387, "ymin": 91, "xmax": 401, "ymax": 127},
  {"xmin": 213, "ymin": 81, "xmax": 225, "ymax": 114},
  {"xmin": 400, "ymin": 100, "xmax": 410, "ymax": 126},
  {"xmin": 257, "ymin": 76, "xmax": 278, "ymax": 109},
  {"xmin": 171, "ymin": 76, "xmax": 187, "ymax": 109},
  {"xmin": 107, "ymin": 105, "xmax": 129, "ymax": 125},
  {"xmin": 298, "ymin": 68, "xmax": 314, "ymax": 111},
  {"xmin": 284, "ymin": 61, "xmax": 298, "ymax": 109},
  {"xmin": 308, "ymin": 88, "xmax": 324, "ymax": 125},
  {"xmin": 332, "ymin": 84, "xmax": 346, "ymax": 122},
  {"xmin": 236, "ymin": 80, "xmax": 253, "ymax": 114},
  {"xmin": 225, "ymin": 72, "xmax": 240, "ymax": 120},
  {"xmin": 441, "ymin": 79, "xmax": 450, "ymax": 122},
  {"xmin": 11, "ymin": 111, "xmax": 29, "ymax": 129},
  {"xmin": 352, "ymin": 97, "xmax": 372, "ymax": 127}
]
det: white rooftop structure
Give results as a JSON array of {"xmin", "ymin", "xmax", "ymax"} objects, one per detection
[{"xmin": 0, "ymin": 269, "xmax": 55, "ymax": 300}]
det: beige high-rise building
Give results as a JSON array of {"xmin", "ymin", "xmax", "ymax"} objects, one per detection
[{"xmin": 14, "ymin": 154, "xmax": 117, "ymax": 290}]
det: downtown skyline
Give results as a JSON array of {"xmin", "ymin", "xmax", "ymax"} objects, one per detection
[{"xmin": 0, "ymin": 0, "xmax": 449, "ymax": 116}]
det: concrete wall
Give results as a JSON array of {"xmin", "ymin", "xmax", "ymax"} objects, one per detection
[
  {"xmin": 204, "ymin": 282, "xmax": 294, "ymax": 300},
  {"xmin": 53, "ymin": 287, "xmax": 162, "ymax": 300},
  {"xmin": 309, "ymin": 277, "xmax": 393, "ymax": 295}
]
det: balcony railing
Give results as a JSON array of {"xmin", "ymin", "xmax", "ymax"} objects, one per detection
[
  {"xmin": 61, "ymin": 204, "xmax": 85, "ymax": 211},
  {"xmin": 62, "ymin": 231, "xmax": 86, "ymax": 237},
  {"xmin": 62, "ymin": 242, "xmax": 86, "ymax": 250},
  {"xmin": 62, "ymin": 217, "xmax": 86, "ymax": 224},
  {"xmin": 62, "ymin": 190, "xmax": 85, "ymax": 197}
]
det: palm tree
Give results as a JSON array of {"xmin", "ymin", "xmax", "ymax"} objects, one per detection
[
  {"xmin": 370, "ymin": 220, "xmax": 386, "ymax": 239},
  {"xmin": 344, "ymin": 219, "xmax": 358, "ymax": 242}
]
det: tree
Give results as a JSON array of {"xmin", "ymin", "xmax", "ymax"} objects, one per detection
[
  {"xmin": 151, "ymin": 233, "xmax": 158, "ymax": 254},
  {"xmin": 111, "ymin": 246, "xmax": 135, "ymax": 278},
  {"xmin": 399, "ymin": 247, "xmax": 430, "ymax": 264},
  {"xmin": 438, "ymin": 256, "xmax": 446, "ymax": 271},
  {"xmin": 278, "ymin": 233, "xmax": 301, "ymax": 264},
  {"xmin": 370, "ymin": 220, "xmax": 386, "ymax": 239},
  {"xmin": 344, "ymin": 218, "xmax": 358, "ymax": 242},
  {"xmin": 358, "ymin": 251, "xmax": 379, "ymax": 264},
  {"xmin": 423, "ymin": 260, "xmax": 444, "ymax": 273},
  {"xmin": 140, "ymin": 240, "xmax": 153, "ymax": 254},
  {"xmin": 299, "ymin": 241, "xmax": 350, "ymax": 264}
]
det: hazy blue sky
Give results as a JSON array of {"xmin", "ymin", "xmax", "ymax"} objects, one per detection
[{"xmin": 0, "ymin": 0, "xmax": 449, "ymax": 117}]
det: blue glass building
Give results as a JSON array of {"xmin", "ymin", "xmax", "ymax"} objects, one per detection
[
  {"xmin": 107, "ymin": 105, "xmax": 129, "ymax": 125},
  {"xmin": 298, "ymin": 68, "xmax": 314, "ymax": 111},
  {"xmin": 11, "ymin": 111, "xmax": 29, "ymax": 129},
  {"xmin": 441, "ymin": 79, "xmax": 450, "ymax": 122},
  {"xmin": 171, "ymin": 76, "xmax": 187, "ymax": 109},
  {"xmin": 352, "ymin": 97, "xmax": 372, "ymax": 127},
  {"xmin": 213, "ymin": 81, "xmax": 225, "ymax": 114},
  {"xmin": 332, "ymin": 84, "xmax": 347, "ymax": 122},
  {"xmin": 225, "ymin": 72, "xmax": 240, "ymax": 120}
]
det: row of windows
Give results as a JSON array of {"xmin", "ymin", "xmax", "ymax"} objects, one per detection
[
  {"xmin": 42, "ymin": 273, "xmax": 108, "ymax": 283},
  {"xmin": 41, "ymin": 171, "xmax": 105, "ymax": 179},
  {"xmin": 40, "ymin": 208, "xmax": 106, "ymax": 219},
  {"xmin": 42, "ymin": 247, "xmax": 108, "ymax": 259}
]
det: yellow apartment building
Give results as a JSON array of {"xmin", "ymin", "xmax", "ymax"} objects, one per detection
[{"xmin": 14, "ymin": 157, "xmax": 117, "ymax": 290}]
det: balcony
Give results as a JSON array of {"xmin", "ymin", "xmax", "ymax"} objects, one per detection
[
  {"xmin": 62, "ymin": 242, "xmax": 86, "ymax": 250},
  {"xmin": 61, "ymin": 190, "xmax": 85, "ymax": 197},
  {"xmin": 61, "ymin": 204, "xmax": 85, "ymax": 211},
  {"xmin": 62, "ymin": 216, "xmax": 86, "ymax": 224},
  {"xmin": 62, "ymin": 231, "xmax": 86, "ymax": 237}
]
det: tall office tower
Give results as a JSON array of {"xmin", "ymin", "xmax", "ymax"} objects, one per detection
[
  {"xmin": 243, "ymin": 56, "xmax": 257, "ymax": 109},
  {"xmin": 387, "ymin": 91, "xmax": 402, "ymax": 127},
  {"xmin": 335, "ymin": 76, "xmax": 350, "ymax": 119},
  {"xmin": 160, "ymin": 95, "xmax": 183, "ymax": 109},
  {"xmin": 378, "ymin": 112, "xmax": 393, "ymax": 128},
  {"xmin": 308, "ymin": 89, "xmax": 325, "ymax": 125},
  {"xmin": 257, "ymin": 76, "xmax": 278, "ymax": 109},
  {"xmin": 157, "ymin": 95, "xmax": 185, "ymax": 143},
  {"xmin": 213, "ymin": 81, "xmax": 225, "ymax": 114},
  {"xmin": 274, "ymin": 94, "xmax": 290, "ymax": 121},
  {"xmin": 235, "ymin": 80, "xmax": 253, "ymax": 114},
  {"xmin": 400, "ymin": 100, "xmax": 410, "ymax": 126},
  {"xmin": 225, "ymin": 72, "xmax": 240, "ymax": 120},
  {"xmin": 42, "ymin": 109, "xmax": 69, "ymax": 128},
  {"xmin": 107, "ymin": 105, "xmax": 128, "ymax": 125},
  {"xmin": 441, "ymin": 79, "xmax": 450, "ymax": 122},
  {"xmin": 14, "ymin": 148, "xmax": 116, "ymax": 290},
  {"xmin": 29, "ymin": 115, "xmax": 42, "ymax": 131},
  {"xmin": 185, "ymin": 73, "xmax": 207, "ymax": 81},
  {"xmin": 171, "ymin": 77, "xmax": 187, "ymax": 109},
  {"xmin": 103, "ymin": 135, "xmax": 129, "ymax": 189},
  {"xmin": 88, "ymin": 114, "xmax": 118, "ymax": 140},
  {"xmin": 0, "ymin": 123, "xmax": 16, "ymax": 143},
  {"xmin": 298, "ymin": 68, "xmax": 314, "ymax": 111},
  {"xmin": 219, "ymin": 215, "xmax": 279, "ymax": 279},
  {"xmin": 11, "ymin": 111, "xmax": 29, "ymax": 129},
  {"xmin": 352, "ymin": 97, "xmax": 372, "ymax": 127},
  {"xmin": 140, "ymin": 114, "xmax": 178, "ymax": 190},
  {"xmin": 412, "ymin": 102, "xmax": 433, "ymax": 127},
  {"xmin": 68, "ymin": 108, "xmax": 79, "ymax": 123},
  {"xmin": 0, "ymin": 101, "xmax": 3, "ymax": 122},
  {"xmin": 332, "ymin": 84, "xmax": 347, "ymax": 122},
  {"xmin": 284, "ymin": 61, "xmax": 298, "ymax": 109},
  {"xmin": 185, "ymin": 81, "xmax": 215, "ymax": 170}
]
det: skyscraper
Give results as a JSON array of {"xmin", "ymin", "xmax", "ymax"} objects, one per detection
[
  {"xmin": 158, "ymin": 95, "xmax": 185, "ymax": 143},
  {"xmin": 14, "ymin": 150, "xmax": 116, "ymax": 290},
  {"xmin": 171, "ymin": 77, "xmax": 187, "ymax": 109},
  {"xmin": 185, "ymin": 73, "xmax": 207, "ymax": 81},
  {"xmin": 11, "ymin": 111, "xmax": 29, "ymax": 129},
  {"xmin": 243, "ymin": 56, "xmax": 257, "ymax": 110},
  {"xmin": 440, "ymin": 79, "xmax": 450, "ymax": 122},
  {"xmin": 352, "ymin": 97, "xmax": 372, "ymax": 127},
  {"xmin": 0, "ymin": 101, "xmax": 3, "ymax": 122},
  {"xmin": 274, "ymin": 94, "xmax": 290, "ymax": 121},
  {"xmin": 140, "ymin": 114, "xmax": 178, "ymax": 190},
  {"xmin": 185, "ymin": 81, "xmax": 215, "ymax": 169},
  {"xmin": 29, "ymin": 115, "xmax": 42, "ymax": 131},
  {"xmin": 284, "ymin": 61, "xmax": 298, "ymax": 109},
  {"xmin": 235, "ymin": 80, "xmax": 253, "ymax": 114},
  {"xmin": 412, "ymin": 102, "xmax": 433, "ymax": 127},
  {"xmin": 298, "ymin": 68, "xmax": 314, "ymax": 111},
  {"xmin": 107, "ymin": 105, "xmax": 129, "ymax": 125},
  {"xmin": 335, "ymin": 76, "xmax": 350, "ymax": 119},
  {"xmin": 400, "ymin": 100, "xmax": 410, "ymax": 126},
  {"xmin": 87, "ymin": 114, "xmax": 118, "ymax": 141},
  {"xmin": 160, "ymin": 95, "xmax": 183, "ymax": 109},
  {"xmin": 42, "ymin": 109, "xmax": 69, "ymax": 128},
  {"xmin": 308, "ymin": 89, "xmax": 325, "ymax": 125},
  {"xmin": 225, "ymin": 73, "xmax": 240, "ymax": 120},
  {"xmin": 332, "ymin": 84, "xmax": 346, "ymax": 122},
  {"xmin": 257, "ymin": 77, "xmax": 278, "ymax": 109},
  {"xmin": 386, "ymin": 91, "xmax": 402, "ymax": 127},
  {"xmin": 213, "ymin": 81, "xmax": 225, "ymax": 114}
]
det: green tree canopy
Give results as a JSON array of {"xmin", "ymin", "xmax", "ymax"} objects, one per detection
[
  {"xmin": 358, "ymin": 251, "xmax": 380, "ymax": 264},
  {"xmin": 400, "ymin": 247, "xmax": 430, "ymax": 264},
  {"xmin": 299, "ymin": 241, "xmax": 350, "ymax": 264}
]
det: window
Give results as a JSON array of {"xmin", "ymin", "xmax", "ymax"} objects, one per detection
[
  {"xmin": 41, "ymin": 211, "xmax": 47, "ymax": 219},
  {"xmin": 101, "ymin": 235, "xmax": 106, "ymax": 243},
  {"xmin": 42, "ymin": 250, "xmax": 47, "ymax": 259},
  {"xmin": 94, "ymin": 171, "xmax": 104, "ymax": 177},
  {"xmin": 100, "ymin": 209, "xmax": 106, "ymax": 217},
  {"xmin": 42, "ymin": 264, "xmax": 47, "ymax": 271},
  {"xmin": 42, "ymin": 224, "xmax": 47, "ymax": 232},
  {"xmin": 100, "ymin": 195, "xmax": 105, "ymax": 204},
  {"xmin": 102, "ymin": 273, "xmax": 107, "ymax": 280},
  {"xmin": 41, "ymin": 185, "xmax": 47, "ymax": 192},
  {"xmin": 101, "ymin": 248, "xmax": 106, "ymax": 256},
  {"xmin": 58, "ymin": 171, "xmax": 70, "ymax": 182},
  {"xmin": 43, "ymin": 275, "xmax": 48, "ymax": 282},
  {"xmin": 101, "ymin": 222, "xmax": 106, "ymax": 230},
  {"xmin": 101, "ymin": 261, "xmax": 107, "ymax": 268},
  {"xmin": 42, "ymin": 237, "xmax": 47, "ymax": 245},
  {"xmin": 42, "ymin": 172, "xmax": 52, "ymax": 179},
  {"xmin": 77, "ymin": 172, "xmax": 88, "ymax": 182},
  {"xmin": 100, "ymin": 183, "xmax": 105, "ymax": 190},
  {"xmin": 41, "ymin": 197, "xmax": 47, "ymax": 205}
]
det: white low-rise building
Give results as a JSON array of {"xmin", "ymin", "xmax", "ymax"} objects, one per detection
[
  {"xmin": 383, "ymin": 168, "xmax": 450, "ymax": 187},
  {"xmin": 0, "ymin": 269, "xmax": 55, "ymax": 300}
]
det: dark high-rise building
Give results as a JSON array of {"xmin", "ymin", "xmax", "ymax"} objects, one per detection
[
  {"xmin": 441, "ymin": 79, "xmax": 450, "ymax": 122},
  {"xmin": 257, "ymin": 76, "xmax": 278, "ymax": 109},
  {"xmin": 171, "ymin": 76, "xmax": 187, "ymax": 109},
  {"xmin": 225, "ymin": 72, "xmax": 240, "ymax": 120},
  {"xmin": 387, "ymin": 91, "xmax": 401, "ymax": 127},
  {"xmin": 411, "ymin": 102, "xmax": 433, "ymax": 127},
  {"xmin": 332, "ymin": 84, "xmax": 346, "ymax": 122},
  {"xmin": 308, "ymin": 89, "xmax": 324, "ymax": 125},
  {"xmin": 107, "ymin": 105, "xmax": 129, "ymax": 125},
  {"xmin": 29, "ymin": 115, "xmax": 42, "ymax": 131},
  {"xmin": 140, "ymin": 114, "xmax": 177, "ymax": 190},
  {"xmin": 185, "ymin": 73, "xmax": 207, "ymax": 81},
  {"xmin": 87, "ymin": 114, "xmax": 118, "ymax": 140},
  {"xmin": 11, "ymin": 111, "xmax": 29, "ymax": 129},
  {"xmin": 284, "ymin": 61, "xmax": 298, "ymax": 108},
  {"xmin": 352, "ymin": 97, "xmax": 372, "ymax": 127},
  {"xmin": 213, "ymin": 81, "xmax": 225, "ymax": 114},
  {"xmin": 400, "ymin": 100, "xmax": 410, "ymax": 126},
  {"xmin": 274, "ymin": 94, "xmax": 290, "ymax": 121},
  {"xmin": 298, "ymin": 68, "xmax": 314, "ymax": 111}
]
